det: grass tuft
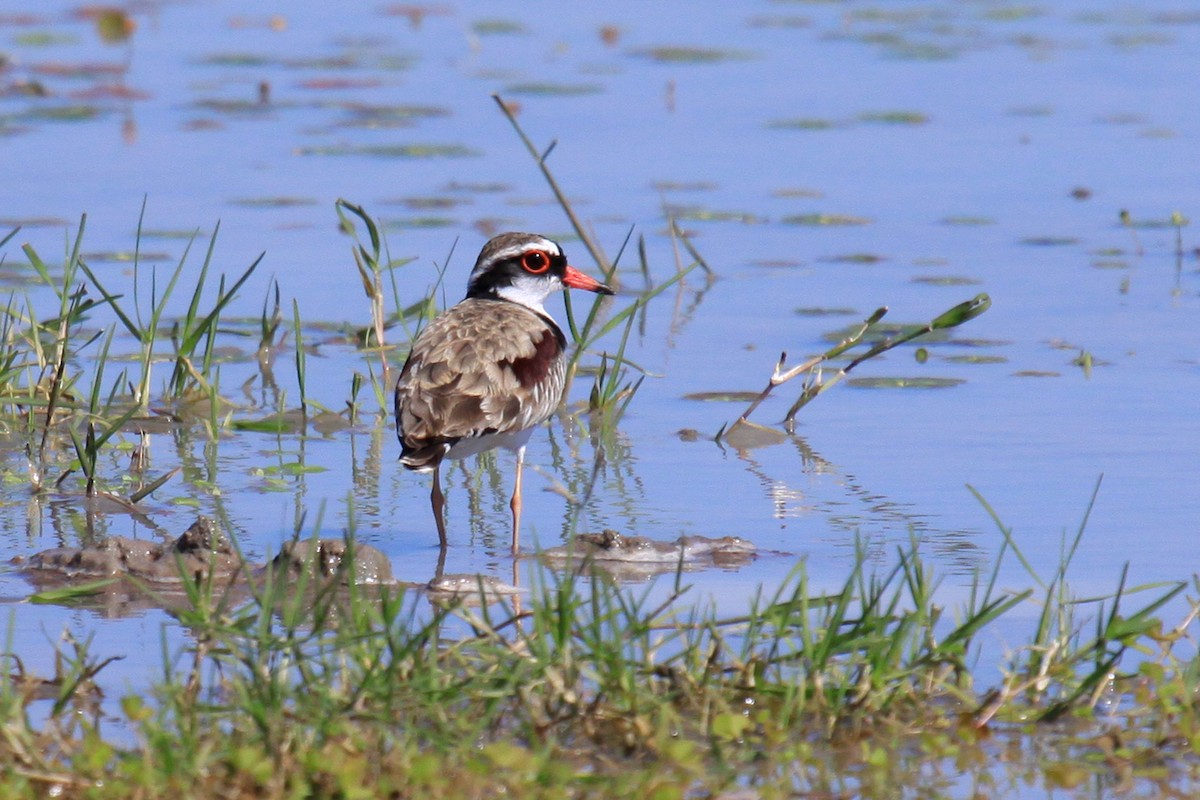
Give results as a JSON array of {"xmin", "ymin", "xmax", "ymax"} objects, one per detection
[{"xmin": 0, "ymin": 491, "xmax": 1195, "ymax": 796}]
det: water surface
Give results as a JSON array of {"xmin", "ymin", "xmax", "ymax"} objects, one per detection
[{"xmin": 0, "ymin": 1, "xmax": 1198, "ymax": 775}]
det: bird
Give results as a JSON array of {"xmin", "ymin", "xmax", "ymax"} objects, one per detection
[{"xmin": 394, "ymin": 232, "xmax": 614, "ymax": 553}]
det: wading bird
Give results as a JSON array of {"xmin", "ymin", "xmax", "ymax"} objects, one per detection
[{"xmin": 394, "ymin": 232, "xmax": 613, "ymax": 552}]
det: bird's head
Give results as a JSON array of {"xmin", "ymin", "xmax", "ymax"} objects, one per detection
[{"xmin": 466, "ymin": 232, "xmax": 614, "ymax": 313}]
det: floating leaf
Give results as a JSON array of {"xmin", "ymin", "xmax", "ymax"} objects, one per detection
[
  {"xmin": 768, "ymin": 117, "xmax": 839, "ymax": 130},
  {"xmin": 783, "ymin": 213, "xmax": 871, "ymax": 227},
  {"xmin": 857, "ymin": 110, "xmax": 929, "ymax": 125},
  {"xmin": 940, "ymin": 215, "xmax": 995, "ymax": 226},
  {"xmin": 911, "ymin": 275, "xmax": 982, "ymax": 286},
  {"xmin": 233, "ymin": 416, "xmax": 297, "ymax": 433},
  {"xmin": 288, "ymin": 56, "xmax": 358, "ymax": 70},
  {"xmin": 26, "ymin": 105, "xmax": 102, "ymax": 122},
  {"xmin": 504, "ymin": 82, "xmax": 603, "ymax": 97},
  {"xmin": 820, "ymin": 253, "xmax": 885, "ymax": 264},
  {"xmin": 1096, "ymin": 112, "xmax": 1144, "ymax": 125},
  {"xmin": 264, "ymin": 462, "xmax": 328, "ymax": 476},
  {"xmin": 381, "ymin": 196, "xmax": 465, "ymax": 210},
  {"xmin": 748, "ymin": 15, "xmax": 814, "ymax": 29},
  {"xmin": 1139, "ymin": 126, "xmax": 1177, "ymax": 140},
  {"xmin": 198, "ymin": 52, "xmax": 271, "ymax": 66},
  {"xmin": 773, "ymin": 187, "xmax": 825, "ymax": 198},
  {"xmin": 15, "ymin": 32, "xmax": 77, "ymax": 46},
  {"xmin": 443, "ymin": 181, "xmax": 510, "ymax": 195},
  {"xmin": 298, "ymin": 77, "xmax": 382, "ymax": 90},
  {"xmin": 381, "ymin": 216, "xmax": 457, "ymax": 229},
  {"xmin": 31, "ymin": 61, "xmax": 126, "ymax": 78},
  {"xmin": 651, "ymin": 180, "xmax": 717, "ymax": 192},
  {"xmin": 83, "ymin": 250, "xmax": 172, "ymax": 263},
  {"xmin": 941, "ymin": 354, "xmax": 1008, "ymax": 364},
  {"xmin": 230, "ymin": 197, "xmax": 318, "ymax": 208},
  {"xmin": 1007, "ymin": 105, "xmax": 1054, "ymax": 117},
  {"xmin": 668, "ymin": 206, "xmax": 762, "ymax": 223},
  {"xmin": 634, "ymin": 46, "xmax": 754, "ymax": 64},
  {"xmin": 874, "ymin": 40, "xmax": 957, "ymax": 61},
  {"xmin": 342, "ymin": 104, "xmax": 450, "ymax": 124},
  {"xmin": 1020, "ymin": 236, "xmax": 1078, "ymax": 247},
  {"xmin": 1126, "ymin": 215, "xmax": 1190, "ymax": 229},
  {"xmin": 193, "ymin": 99, "xmax": 273, "ymax": 115},
  {"xmin": 847, "ymin": 376, "xmax": 965, "ymax": 389},
  {"xmin": 684, "ymin": 391, "xmax": 762, "ymax": 403},
  {"xmin": 992, "ymin": 6, "xmax": 1048, "ymax": 20},
  {"xmin": 945, "ymin": 337, "xmax": 1008, "ymax": 348},
  {"xmin": 751, "ymin": 259, "xmax": 804, "ymax": 268},
  {"xmin": 298, "ymin": 143, "xmax": 478, "ymax": 159},
  {"xmin": 472, "ymin": 19, "xmax": 527, "ymax": 35}
]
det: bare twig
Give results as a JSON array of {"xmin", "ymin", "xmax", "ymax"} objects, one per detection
[
  {"xmin": 726, "ymin": 307, "xmax": 887, "ymax": 436},
  {"xmin": 724, "ymin": 294, "xmax": 992, "ymax": 437},
  {"xmin": 492, "ymin": 94, "xmax": 612, "ymax": 279}
]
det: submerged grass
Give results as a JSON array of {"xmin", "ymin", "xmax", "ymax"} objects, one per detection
[{"xmin": 0, "ymin": 495, "xmax": 1198, "ymax": 798}]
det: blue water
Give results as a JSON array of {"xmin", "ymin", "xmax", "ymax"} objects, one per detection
[{"xmin": 1, "ymin": 3, "xmax": 1198, "ymax": 786}]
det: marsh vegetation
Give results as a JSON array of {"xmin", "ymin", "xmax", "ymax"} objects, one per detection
[{"xmin": 1, "ymin": 2, "xmax": 1198, "ymax": 798}]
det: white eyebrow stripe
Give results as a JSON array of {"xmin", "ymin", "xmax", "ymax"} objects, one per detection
[{"xmin": 488, "ymin": 239, "xmax": 560, "ymax": 262}]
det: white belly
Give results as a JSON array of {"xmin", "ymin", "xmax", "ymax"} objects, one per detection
[{"xmin": 444, "ymin": 426, "xmax": 536, "ymax": 461}]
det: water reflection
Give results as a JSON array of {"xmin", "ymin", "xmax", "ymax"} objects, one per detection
[
  {"xmin": 1, "ymin": 8, "xmax": 1197, "ymax": 777},
  {"xmin": 721, "ymin": 425, "xmax": 988, "ymax": 575}
]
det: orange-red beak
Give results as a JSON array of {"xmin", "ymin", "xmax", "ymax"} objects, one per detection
[{"xmin": 563, "ymin": 265, "xmax": 614, "ymax": 295}]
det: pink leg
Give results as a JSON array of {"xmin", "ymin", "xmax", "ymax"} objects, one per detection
[
  {"xmin": 431, "ymin": 463, "xmax": 447, "ymax": 549},
  {"xmin": 509, "ymin": 446, "xmax": 525, "ymax": 554}
]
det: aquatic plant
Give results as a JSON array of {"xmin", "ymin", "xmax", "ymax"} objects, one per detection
[
  {"xmin": 3, "ymin": 214, "xmax": 262, "ymax": 506},
  {"xmin": 3, "ymin": 489, "xmax": 1197, "ymax": 798},
  {"xmin": 721, "ymin": 293, "xmax": 992, "ymax": 441}
]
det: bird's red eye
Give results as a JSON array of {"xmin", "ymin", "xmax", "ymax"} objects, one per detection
[{"xmin": 520, "ymin": 250, "xmax": 551, "ymax": 274}]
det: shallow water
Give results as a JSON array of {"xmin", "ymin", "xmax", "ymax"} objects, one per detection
[{"xmin": 1, "ymin": 1, "xmax": 1198, "ymax": 789}]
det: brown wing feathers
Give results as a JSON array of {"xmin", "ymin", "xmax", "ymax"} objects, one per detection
[
  {"xmin": 502, "ymin": 327, "xmax": 562, "ymax": 388},
  {"xmin": 395, "ymin": 299, "xmax": 565, "ymax": 471}
]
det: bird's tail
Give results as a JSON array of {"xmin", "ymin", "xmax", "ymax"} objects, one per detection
[{"xmin": 399, "ymin": 440, "xmax": 453, "ymax": 473}]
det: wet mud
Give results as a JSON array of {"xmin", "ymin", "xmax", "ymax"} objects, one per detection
[
  {"xmin": 16, "ymin": 520, "xmax": 761, "ymax": 615},
  {"xmin": 539, "ymin": 530, "xmax": 758, "ymax": 580}
]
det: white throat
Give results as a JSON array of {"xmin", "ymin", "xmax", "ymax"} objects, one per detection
[{"xmin": 495, "ymin": 273, "xmax": 562, "ymax": 315}]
